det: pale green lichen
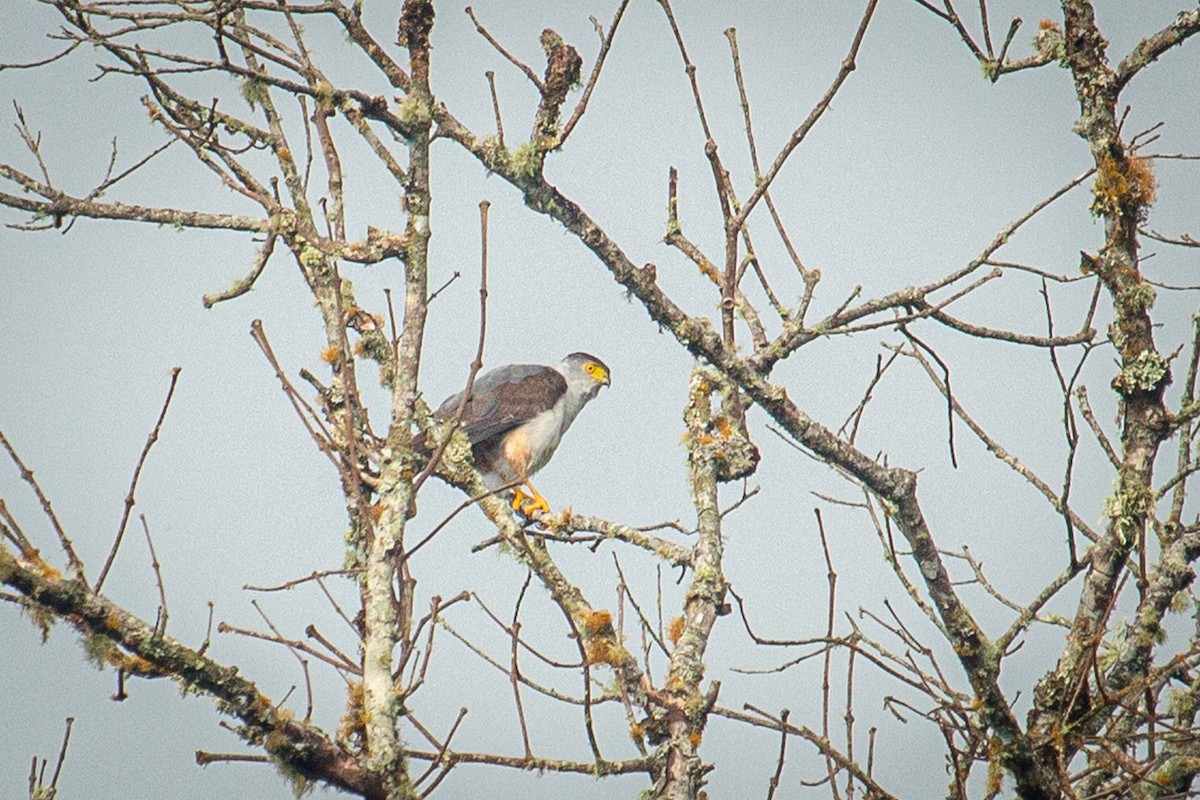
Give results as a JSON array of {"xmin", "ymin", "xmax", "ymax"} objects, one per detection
[
  {"xmin": 268, "ymin": 753, "xmax": 314, "ymax": 798},
  {"xmin": 269, "ymin": 212, "xmax": 297, "ymax": 235},
  {"xmin": 338, "ymin": 277, "xmax": 356, "ymax": 308},
  {"xmin": 344, "ymin": 527, "xmax": 366, "ymax": 573},
  {"xmin": 1169, "ymin": 587, "xmax": 1193, "ymax": 614},
  {"xmin": 299, "ymin": 244, "xmax": 325, "ymax": 270},
  {"xmin": 1102, "ymin": 483, "xmax": 1155, "ymax": 544},
  {"xmin": 83, "ymin": 632, "xmax": 118, "ymax": 670},
  {"xmin": 240, "ymin": 77, "xmax": 270, "ymax": 109},
  {"xmin": 1123, "ymin": 280, "xmax": 1157, "ymax": 313},
  {"xmin": 1033, "ymin": 22, "xmax": 1067, "ymax": 66},
  {"xmin": 439, "ymin": 426, "xmax": 475, "ymax": 468},
  {"xmin": 312, "ymin": 81, "xmax": 335, "ymax": 107},
  {"xmin": 1168, "ymin": 686, "xmax": 1196, "ymax": 720},
  {"xmin": 357, "ymin": 331, "xmax": 392, "ymax": 379},
  {"xmin": 1112, "ymin": 349, "xmax": 1169, "ymax": 394},
  {"xmin": 395, "ymin": 93, "xmax": 431, "ymax": 128},
  {"xmin": 478, "ymin": 134, "xmax": 504, "ymax": 165},
  {"xmin": 508, "ymin": 140, "xmax": 542, "ymax": 179}
]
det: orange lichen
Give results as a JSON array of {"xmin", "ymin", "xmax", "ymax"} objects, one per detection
[
  {"xmin": 584, "ymin": 634, "xmax": 629, "ymax": 668},
  {"xmin": 629, "ymin": 722, "xmax": 645, "ymax": 742},
  {"xmin": 1038, "ymin": 18, "xmax": 1058, "ymax": 30},
  {"xmin": 120, "ymin": 654, "xmax": 159, "ymax": 675},
  {"xmin": 688, "ymin": 731, "xmax": 703, "ymax": 748},
  {"xmin": 338, "ymin": 682, "xmax": 367, "ymax": 748},
  {"xmin": 697, "ymin": 261, "xmax": 720, "ymax": 284},
  {"xmin": 578, "ymin": 609, "xmax": 614, "ymax": 636},
  {"xmin": 585, "ymin": 637, "xmax": 614, "ymax": 666},
  {"xmin": 320, "ymin": 345, "xmax": 340, "ymax": 364},
  {"xmin": 1092, "ymin": 154, "xmax": 1157, "ymax": 217},
  {"xmin": 1127, "ymin": 156, "xmax": 1158, "ymax": 205},
  {"xmin": 668, "ymin": 616, "xmax": 686, "ymax": 646}
]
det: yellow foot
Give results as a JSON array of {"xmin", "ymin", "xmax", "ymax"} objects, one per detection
[{"xmin": 513, "ymin": 485, "xmax": 551, "ymax": 517}]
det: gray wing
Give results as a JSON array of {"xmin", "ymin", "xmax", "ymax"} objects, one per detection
[{"xmin": 435, "ymin": 364, "xmax": 567, "ymax": 445}]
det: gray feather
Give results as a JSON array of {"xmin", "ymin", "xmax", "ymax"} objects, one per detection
[{"xmin": 435, "ymin": 364, "xmax": 567, "ymax": 445}]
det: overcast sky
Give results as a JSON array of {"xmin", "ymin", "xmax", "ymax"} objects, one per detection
[{"xmin": 3, "ymin": 2, "xmax": 1199, "ymax": 798}]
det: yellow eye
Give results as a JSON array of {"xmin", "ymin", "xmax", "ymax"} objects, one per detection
[{"xmin": 581, "ymin": 360, "xmax": 609, "ymax": 384}]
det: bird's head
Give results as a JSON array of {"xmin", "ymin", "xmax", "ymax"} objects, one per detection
[{"xmin": 562, "ymin": 352, "xmax": 611, "ymax": 399}]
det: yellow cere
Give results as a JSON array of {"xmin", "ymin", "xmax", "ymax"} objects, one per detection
[{"xmin": 585, "ymin": 361, "xmax": 609, "ymax": 382}]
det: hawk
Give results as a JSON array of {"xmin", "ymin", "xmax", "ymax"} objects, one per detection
[{"xmin": 428, "ymin": 352, "xmax": 610, "ymax": 515}]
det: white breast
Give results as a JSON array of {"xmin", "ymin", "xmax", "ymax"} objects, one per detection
[{"xmin": 521, "ymin": 397, "xmax": 569, "ymax": 475}]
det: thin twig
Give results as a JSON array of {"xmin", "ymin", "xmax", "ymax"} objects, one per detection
[
  {"xmin": 1076, "ymin": 386, "xmax": 1121, "ymax": 469},
  {"xmin": 249, "ymin": 321, "xmax": 342, "ymax": 473},
  {"xmin": 725, "ymin": 26, "xmax": 813, "ymax": 315},
  {"xmin": 95, "ymin": 366, "xmax": 182, "ymax": 592},
  {"xmin": 613, "ymin": 553, "xmax": 671, "ymax": 658},
  {"xmin": 0, "ymin": 499, "xmax": 37, "ymax": 559},
  {"xmin": 901, "ymin": 328, "xmax": 958, "ymax": 468},
  {"xmin": 977, "ymin": 0, "xmax": 994, "ymax": 56},
  {"xmin": 414, "ymin": 707, "xmax": 468, "ymax": 796},
  {"xmin": 426, "ymin": 271, "xmax": 461, "ymax": 304},
  {"xmin": 203, "ymin": 232, "xmax": 277, "ymax": 308},
  {"xmin": 140, "ymin": 514, "xmax": 169, "ymax": 637},
  {"xmin": 510, "ymin": 573, "xmax": 534, "ymax": 760},
  {"xmin": 251, "ymin": 600, "xmax": 319, "ymax": 717},
  {"xmin": 465, "ymin": 7, "xmax": 544, "ymax": 91},
  {"xmin": 314, "ymin": 575, "xmax": 360, "ymax": 638},
  {"xmin": 766, "ymin": 708, "xmax": 791, "ymax": 800},
  {"xmin": 484, "ymin": 71, "xmax": 505, "ymax": 149},
  {"xmin": 306, "ymin": 624, "xmax": 360, "ymax": 670},
  {"xmin": 817, "ymin": 508, "xmax": 843, "ymax": 800},
  {"xmin": 559, "ymin": 0, "xmax": 632, "ymax": 144},
  {"xmin": 243, "ymin": 568, "xmax": 359, "ymax": 592},
  {"xmin": 0, "ymin": 429, "xmax": 82, "ymax": 575},
  {"xmin": 46, "ymin": 716, "xmax": 75, "ymax": 795},
  {"xmin": 195, "ymin": 751, "xmax": 270, "ymax": 766},
  {"xmin": 733, "ymin": 0, "xmax": 879, "ymax": 230},
  {"xmin": 721, "ymin": 705, "xmax": 899, "ymax": 800},
  {"xmin": 0, "ymin": 42, "xmax": 82, "ymax": 71},
  {"xmin": 412, "ymin": 200, "xmax": 490, "ymax": 494},
  {"xmin": 219, "ymin": 618, "xmax": 359, "ymax": 675},
  {"xmin": 838, "ymin": 351, "xmax": 901, "ymax": 444}
]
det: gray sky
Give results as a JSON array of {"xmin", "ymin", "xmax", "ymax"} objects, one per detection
[{"xmin": 3, "ymin": 1, "xmax": 1199, "ymax": 798}]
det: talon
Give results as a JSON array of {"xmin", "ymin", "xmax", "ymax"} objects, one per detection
[{"xmin": 515, "ymin": 483, "xmax": 551, "ymax": 517}]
